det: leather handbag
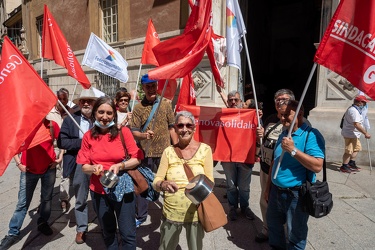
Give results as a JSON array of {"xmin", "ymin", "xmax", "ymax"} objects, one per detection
[{"xmin": 174, "ymin": 146, "xmax": 228, "ymax": 232}]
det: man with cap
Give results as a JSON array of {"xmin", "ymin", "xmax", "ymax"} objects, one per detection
[
  {"xmin": 57, "ymin": 88, "xmax": 97, "ymax": 244},
  {"xmin": 130, "ymin": 74, "xmax": 178, "ymax": 228},
  {"xmin": 340, "ymin": 95, "xmax": 371, "ymax": 173}
]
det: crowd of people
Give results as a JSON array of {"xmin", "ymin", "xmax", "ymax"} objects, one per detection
[{"xmin": 0, "ymin": 74, "xmax": 370, "ymax": 250}]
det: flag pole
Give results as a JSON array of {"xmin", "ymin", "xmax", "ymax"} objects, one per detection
[
  {"xmin": 273, "ymin": 63, "xmax": 317, "ymax": 179},
  {"xmin": 40, "ymin": 35, "xmax": 44, "ymax": 79},
  {"xmin": 58, "ymin": 100, "xmax": 85, "ymax": 134},
  {"xmin": 70, "ymin": 82, "xmax": 78, "ymax": 104},
  {"xmin": 144, "ymin": 79, "xmax": 169, "ymax": 157},
  {"xmin": 131, "ymin": 64, "xmax": 143, "ymax": 112}
]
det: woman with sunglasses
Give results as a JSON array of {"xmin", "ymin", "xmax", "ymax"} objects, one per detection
[
  {"xmin": 153, "ymin": 111, "xmax": 214, "ymax": 250},
  {"xmin": 115, "ymin": 89, "xmax": 132, "ymax": 129}
]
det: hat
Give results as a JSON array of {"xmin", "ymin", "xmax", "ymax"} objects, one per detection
[
  {"xmin": 73, "ymin": 88, "xmax": 98, "ymax": 105},
  {"xmin": 141, "ymin": 74, "xmax": 157, "ymax": 84},
  {"xmin": 354, "ymin": 95, "xmax": 369, "ymax": 103}
]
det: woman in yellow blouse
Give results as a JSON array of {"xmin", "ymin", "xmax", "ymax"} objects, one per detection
[{"xmin": 153, "ymin": 111, "xmax": 213, "ymax": 250}]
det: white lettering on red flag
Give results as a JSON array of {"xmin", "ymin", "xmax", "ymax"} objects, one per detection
[{"xmin": 314, "ymin": 0, "xmax": 375, "ymax": 99}]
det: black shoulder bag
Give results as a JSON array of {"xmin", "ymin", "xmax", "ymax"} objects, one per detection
[{"xmin": 303, "ymin": 130, "xmax": 333, "ymax": 218}]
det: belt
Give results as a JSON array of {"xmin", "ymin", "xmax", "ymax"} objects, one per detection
[{"xmin": 274, "ymin": 184, "xmax": 302, "ymax": 191}]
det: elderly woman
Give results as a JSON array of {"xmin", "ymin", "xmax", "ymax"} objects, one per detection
[
  {"xmin": 77, "ymin": 97, "xmax": 143, "ymax": 249},
  {"xmin": 153, "ymin": 111, "xmax": 214, "ymax": 250},
  {"xmin": 115, "ymin": 89, "xmax": 132, "ymax": 129}
]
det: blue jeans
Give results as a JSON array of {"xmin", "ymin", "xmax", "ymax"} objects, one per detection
[
  {"xmin": 8, "ymin": 168, "xmax": 56, "ymax": 236},
  {"xmin": 91, "ymin": 191, "xmax": 136, "ymax": 250},
  {"xmin": 267, "ymin": 184, "xmax": 309, "ymax": 250},
  {"xmin": 222, "ymin": 162, "xmax": 253, "ymax": 209},
  {"xmin": 73, "ymin": 164, "xmax": 90, "ymax": 233}
]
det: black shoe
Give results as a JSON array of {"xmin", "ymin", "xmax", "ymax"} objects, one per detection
[
  {"xmin": 228, "ymin": 207, "xmax": 237, "ymax": 221},
  {"xmin": 255, "ymin": 232, "xmax": 269, "ymax": 243},
  {"xmin": 0, "ymin": 235, "xmax": 19, "ymax": 250},
  {"xmin": 348, "ymin": 161, "xmax": 361, "ymax": 171},
  {"xmin": 38, "ymin": 222, "xmax": 53, "ymax": 236},
  {"xmin": 339, "ymin": 165, "xmax": 352, "ymax": 173},
  {"xmin": 242, "ymin": 207, "xmax": 255, "ymax": 220}
]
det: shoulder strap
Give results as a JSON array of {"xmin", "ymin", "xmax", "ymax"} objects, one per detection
[
  {"xmin": 304, "ymin": 128, "xmax": 327, "ymax": 182},
  {"xmin": 264, "ymin": 120, "xmax": 281, "ymax": 139},
  {"xmin": 49, "ymin": 120, "xmax": 55, "ymax": 141},
  {"xmin": 141, "ymin": 98, "xmax": 160, "ymax": 133},
  {"xmin": 119, "ymin": 129, "xmax": 130, "ymax": 159},
  {"xmin": 173, "ymin": 146, "xmax": 195, "ymax": 180}
]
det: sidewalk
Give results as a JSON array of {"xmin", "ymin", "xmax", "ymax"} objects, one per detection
[{"xmin": 0, "ymin": 161, "xmax": 374, "ymax": 249}]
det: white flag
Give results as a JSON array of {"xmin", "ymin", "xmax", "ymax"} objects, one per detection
[
  {"xmin": 226, "ymin": 0, "xmax": 246, "ymax": 71},
  {"xmin": 82, "ymin": 33, "xmax": 129, "ymax": 82}
]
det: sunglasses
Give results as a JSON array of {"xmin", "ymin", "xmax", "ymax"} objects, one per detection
[
  {"xmin": 80, "ymin": 99, "xmax": 94, "ymax": 104},
  {"xmin": 176, "ymin": 123, "xmax": 195, "ymax": 129},
  {"xmin": 118, "ymin": 98, "xmax": 129, "ymax": 103}
]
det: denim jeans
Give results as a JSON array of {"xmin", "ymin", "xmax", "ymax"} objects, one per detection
[
  {"xmin": 91, "ymin": 191, "xmax": 136, "ymax": 250},
  {"xmin": 72, "ymin": 164, "xmax": 90, "ymax": 233},
  {"xmin": 267, "ymin": 184, "xmax": 309, "ymax": 250},
  {"xmin": 8, "ymin": 168, "xmax": 56, "ymax": 236},
  {"xmin": 221, "ymin": 162, "xmax": 253, "ymax": 209},
  {"xmin": 8, "ymin": 172, "xmax": 26, "ymax": 236}
]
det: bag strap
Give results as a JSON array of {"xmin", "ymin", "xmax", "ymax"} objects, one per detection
[
  {"xmin": 264, "ymin": 120, "xmax": 281, "ymax": 140},
  {"xmin": 49, "ymin": 120, "xmax": 55, "ymax": 141},
  {"xmin": 173, "ymin": 146, "xmax": 195, "ymax": 180},
  {"xmin": 119, "ymin": 129, "xmax": 130, "ymax": 160},
  {"xmin": 304, "ymin": 128, "xmax": 327, "ymax": 182},
  {"xmin": 141, "ymin": 98, "xmax": 160, "ymax": 133}
]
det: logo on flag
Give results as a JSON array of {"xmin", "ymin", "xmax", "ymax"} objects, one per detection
[{"xmin": 82, "ymin": 33, "xmax": 129, "ymax": 83}]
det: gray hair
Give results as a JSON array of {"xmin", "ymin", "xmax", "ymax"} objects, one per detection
[
  {"xmin": 274, "ymin": 89, "xmax": 295, "ymax": 100},
  {"xmin": 228, "ymin": 90, "xmax": 240, "ymax": 99},
  {"xmin": 175, "ymin": 111, "xmax": 195, "ymax": 124}
]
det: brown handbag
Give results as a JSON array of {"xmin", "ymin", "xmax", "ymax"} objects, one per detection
[
  {"xmin": 174, "ymin": 146, "xmax": 228, "ymax": 232},
  {"xmin": 119, "ymin": 131, "xmax": 148, "ymax": 195}
]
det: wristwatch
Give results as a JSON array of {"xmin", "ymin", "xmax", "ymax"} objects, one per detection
[{"xmin": 291, "ymin": 148, "xmax": 297, "ymax": 157}]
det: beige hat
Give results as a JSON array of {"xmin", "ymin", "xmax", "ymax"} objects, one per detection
[{"xmin": 73, "ymin": 88, "xmax": 98, "ymax": 105}]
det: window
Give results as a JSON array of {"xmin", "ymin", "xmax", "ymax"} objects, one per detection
[
  {"xmin": 7, "ymin": 20, "xmax": 22, "ymax": 47},
  {"xmin": 97, "ymin": 72, "xmax": 120, "ymax": 98},
  {"xmin": 100, "ymin": 0, "xmax": 118, "ymax": 43},
  {"xmin": 36, "ymin": 16, "xmax": 43, "ymax": 57}
]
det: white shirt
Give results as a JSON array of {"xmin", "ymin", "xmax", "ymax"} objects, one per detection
[{"xmin": 341, "ymin": 105, "xmax": 363, "ymax": 138}]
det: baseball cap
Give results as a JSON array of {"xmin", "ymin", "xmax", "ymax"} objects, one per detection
[
  {"xmin": 354, "ymin": 95, "xmax": 369, "ymax": 103},
  {"xmin": 141, "ymin": 74, "xmax": 157, "ymax": 84}
]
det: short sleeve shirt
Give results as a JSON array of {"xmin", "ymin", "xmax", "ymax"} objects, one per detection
[{"xmin": 341, "ymin": 105, "xmax": 363, "ymax": 138}]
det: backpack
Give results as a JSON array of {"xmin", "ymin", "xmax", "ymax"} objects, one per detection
[{"xmin": 339, "ymin": 114, "xmax": 345, "ymax": 129}]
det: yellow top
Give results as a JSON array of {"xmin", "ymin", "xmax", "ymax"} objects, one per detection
[{"xmin": 153, "ymin": 143, "xmax": 213, "ymax": 223}]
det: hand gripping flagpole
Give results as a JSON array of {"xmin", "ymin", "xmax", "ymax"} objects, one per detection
[
  {"xmin": 242, "ymin": 30, "xmax": 264, "ymax": 160},
  {"xmin": 144, "ymin": 79, "xmax": 169, "ymax": 157},
  {"xmin": 273, "ymin": 63, "xmax": 317, "ymax": 179}
]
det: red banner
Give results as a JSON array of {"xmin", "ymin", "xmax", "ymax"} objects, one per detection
[
  {"xmin": 180, "ymin": 105, "xmax": 258, "ymax": 164},
  {"xmin": 42, "ymin": 5, "xmax": 91, "ymax": 89},
  {"xmin": 175, "ymin": 73, "xmax": 196, "ymax": 111},
  {"xmin": 141, "ymin": 19, "xmax": 160, "ymax": 66},
  {"xmin": 314, "ymin": 0, "xmax": 375, "ymax": 99},
  {"xmin": 0, "ymin": 37, "xmax": 57, "ymax": 175}
]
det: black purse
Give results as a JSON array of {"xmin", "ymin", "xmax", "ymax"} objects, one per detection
[{"xmin": 303, "ymin": 159, "xmax": 333, "ymax": 218}]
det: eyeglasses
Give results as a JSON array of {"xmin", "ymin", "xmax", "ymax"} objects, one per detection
[
  {"xmin": 118, "ymin": 98, "xmax": 129, "ymax": 103},
  {"xmin": 176, "ymin": 123, "xmax": 195, "ymax": 129},
  {"xmin": 274, "ymin": 98, "xmax": 290, "ymax": 105},
  {"xmin": 229, "ymin": 98, "xmax": 239, "ymax": 102},
  {"xmin": 80, "ymin": 99, "xmax": 94, "ymax": 104}
]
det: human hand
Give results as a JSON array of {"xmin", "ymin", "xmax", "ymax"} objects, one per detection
[
  {"xmin": 17, "ymin": 163, "xmax": 27, "ymax": 172},
  {"xmin": 281, "ymin": 137, "xmax": 295, "ymax": 153},
  {"xmin": 161, "ymin": 181, "xmax": 179, "ymax": 193},
  {"xmin": 256, "ymin": 126, "xmax": 264, "ymax": 138},
  {"xmin": 93, "ymin": 164, "xmax": 104, "ymax": 175},
  {"xmin": 365, "ymin": 133, "xmax": 371, "ymax": 139},
  {"xmin": 145, "ymin": 130, "xmax": 154, "ymax": 140}
]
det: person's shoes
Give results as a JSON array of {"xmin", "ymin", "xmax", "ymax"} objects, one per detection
[
  {"xmin": 255, "ymin": 232, "xmax": 269, "ymax": 243},
  {"xmin": 348, "ymin": 161, "xmax": 361, "ymax": 171},
  {"xmin": 75, "ymin": 232, "xmax": 86, "ymax": 244},
  {"xmin": 339, "ymin": 165, "xmax": 352, "ymax": 173},
  {"xmin": 61, "ymin": 200, "xmax": 70, "ymax": 213},
  {"xmin": 37, "ymin": 222, "xmax": 53, "ymax": 236},
  {"xmin": 228, "ymin": 207, "xmax": 237, "ymax": 221},
  {"xmin": 242, "ymin": 207, "xmax": 255, "ymax": 220},
  {"xmin": 0, "ymin": 235, "xmax": 19, "ymax": 250}
]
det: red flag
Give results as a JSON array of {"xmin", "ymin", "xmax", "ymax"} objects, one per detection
[
  {"xmin": 180, "ymin": 105, "xmax": 257, "ymax": 164},
  {"xmin": 157, "ymin": 79, "xmax": 178, "ymax": 100},
  {"xmin": 42, "ymin": 5, "xmax": 91, "ymax": 89},
  {"xmin": 175, "ymin": 73, "xmax": 196, "ymax": 111},
  {"xmin": 0, "ymin": 37, "xmax": 57, "ymax": 175},
  {"xmin": 141, "ymin": 19, "xmax": 160, "ymax": 66},
  {"xmin": 314, "ymin": 0, "xmax": 375, "ymax": 99},
  {"xmin": 207, "ymin": 30, "xmax": 225, "ymax": 87}
]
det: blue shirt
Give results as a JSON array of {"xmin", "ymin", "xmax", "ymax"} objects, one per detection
[{"xmin": 271, "ymin": 123, "xmax": 325, "ymax": 188}]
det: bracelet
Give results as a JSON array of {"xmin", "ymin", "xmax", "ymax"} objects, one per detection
[
  {"xmin": 16, "ymin": 162, "xmax": 21, "ymax": 167},
  {"xmin": 120, "ymin": 161, "xmax": 125, "ymax": 170}
]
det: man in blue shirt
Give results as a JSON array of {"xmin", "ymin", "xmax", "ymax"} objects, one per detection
[{"xmin": 266, "ymin": 100, "xmax": 325, "ymax": 250}]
